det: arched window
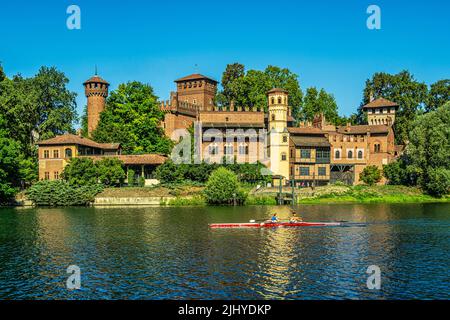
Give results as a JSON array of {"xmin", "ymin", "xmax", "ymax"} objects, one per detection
[
  {"xmin": 335, "ymin": 150, "xmax": 340, "ymax": 159},
  {"xmin": 278, "ymin": 97, "xmax": 282, "ymax": 104},
  {"xmin": 271, "ymin": 114, "xmax": 276, "ymax": 121},
  {"xmin": 65, "ymin": 148, "xmax": 72, "ymax": 158},
  {"xmin": 271, "ymin": 97, "xmax": 275, "ymax": 104},
  {"xmin": 348, "ymin": 150, "xmax": 353, "ymax": 159},
  {"xmin": 358, "ymin": 150, "xmax": 363, "ymax": 159},
  {"xmin": 282, "ymin": 135, "xmax": 288, "ymax": 143}
]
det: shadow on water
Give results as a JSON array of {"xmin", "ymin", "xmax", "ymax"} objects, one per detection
[{"xmin": 0, "ymin": 203, "xmax": 449, "ymax": 299}]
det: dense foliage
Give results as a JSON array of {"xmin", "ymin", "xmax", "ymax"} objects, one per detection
[
  {"xmin": 359, "ymin": 165, "xmax": 382, "ymax": 186},
  {"xmin": 62, "ymin": 157, "xmax": 126, "ymax": 187},
  {"xmin": 203, "ymin": 167, "xmax": 247, "ymax": 205},
  {"xmin": 26, "ymin": 180, "xmax": 103, "ymax": 206},
  {"xmin": 92, "ymin": 81, "xmax": 173, "ymax": 155},
  {"xmin": 216, "ymin": 64, "xmax": 304, "ymax": 121},
  {"xmin": 358, "ymin": 71, "xmax": 428, "ymax": 144},
  {"xmin": 383, "ymin": 104, "xmax": 450, "ymax": 197},
  {"xmin": 154, "ymin": 159, "xmax": 271, "ymax": 185},
  {"xmin": 0, "ymin": 66, "xmax": 76, "ymax": 201},
  {"xmin": 302, "ymin": 87, "xmax": 340, "ymax": 124}
]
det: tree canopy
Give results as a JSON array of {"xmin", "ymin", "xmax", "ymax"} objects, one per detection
[
  {"xmin": 358, "ymin": 71, "xmax": 428, "ymax": 144},
  {"xmin": 427, "ymin": 79, "xmax": 450, "ymax": 112},
  {"xmin": 301, "ymin": 87, "xmax": 340, "ymax": 124},
  {"xmin": 92, "ymin": 81, "xmax": 173, "ymax": 155},
  {"xmin": 0, "ymin": 66, "xmax": 77, "ymax": 157},
  {"xmin": 217, "ymin": 64, "xmax": 303, "ymax": 121}
]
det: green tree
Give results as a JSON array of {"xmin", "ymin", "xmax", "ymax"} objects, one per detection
[
  {"xmin": 359, "ymin": 165, "xmax": 382, "ymax": 186},
  {"xmin": 203, "ymin": 167, "xmax": 247, "ymax": 205},
  {"xmin": 92, "ymin": 81, "xmax": 172, "ymax": 155},
  {"xmin": 154, "ymin": 160, "xmax": 184, "ymax": 183},
  {"xmin": 218, "ymin": 65, "xmax": 303, "ymax": 121},
  {"xmin": 0, "ymin": 63, "xmax": 5, "ymax": 82},
  {"xmin": 95, "ymin": 158, "xmax": 126, "ymax": 186},
  {"xmin": 0, "ymin": 133, "xmax": 21, "ymax": 203},
  {"xmin": 301, "ymin": 87, "xmax": 339, "ymax": 124},
  {"xmin": 427, "ymin": 79, "xmax": 450, "ymax": 112},
  {"xmin": 62, "ymin": 157, "xmax": 98, "ymax": 185},
  {"xmin": 0, "ymin": 66, "xmax": 77, "ymax": 158},
  {"xmin": 127, "ymin": 168, "xmax": 136, "ymax": 186},
  {"xmin": 219, "ymin": 63, "xmax": 245, "ymax": 107},
  {"xmin": 383, "ymin": 161, "xmax": 407, "ymax": 185},
  {"xmin": 358, "ymin": 71, "xmax": 428, "ymax": 144},
  {"xmin": 404, "ymin": 103, "xmax": 450, "ymax": 197}
]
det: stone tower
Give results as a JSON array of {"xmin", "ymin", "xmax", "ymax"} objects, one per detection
[
  {"xmin": 83, "ymin": 74, "xmax": 109, "ymax": 136},
  {"xmin": 362, "ymin": 97, "xmax": 399, "ymax": 126},
  {"xmin": 268, "ymin": 88, "xmax": 290, "ymax": 185},
  {"xmin": 174, "ymin": 74, "xmax": 217, "ymax": 110}
]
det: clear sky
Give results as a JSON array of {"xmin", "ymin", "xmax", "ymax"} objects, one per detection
[{"xmin": 1, "ymin": 0, "xmax": 449, "ymax": 124}]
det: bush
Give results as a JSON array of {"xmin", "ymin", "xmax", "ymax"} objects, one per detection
[
  {"xmin": 127, "ymin": 169, "xmax": 135, "ymax": 186},
  {"xmin": 424, "ymin": 167, "xmax": 450, "ymax": 197},
  {"xmin": 96, "ymin": 158, "xmax": 126, "ymax": 186},
  {"xmin": 383, "ymin": 161, "xmax": 406, "ymax": 185},
  {"xmin": 203, "ymin": 167, "xmax": 247, "ymax": 205},
  {"xmin": 138, "ymin": 176, "xmax": 146, "ymax": 187},
  {"xmin": 360, "ymin": 165, "xmax": 382, "ymax": 186},
  {"xmin": 26, "ymin": 180, "xmax": 103, "ymax": 206},
  {"xmin": 154, "ymin": 160, "xmax": 183, "ymax": 183},
  {"xmin": 61, "ymin": 158, "xmax": 98, "ymax": 185}
]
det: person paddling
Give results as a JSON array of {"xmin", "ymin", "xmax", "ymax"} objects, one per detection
[
  {"xmin": 290, "ymin": 211, "xmax": 303, "ymax": 222},
  {"xmin": 270, "ymin": 213, "xmax": 279, "ymax": 223}
]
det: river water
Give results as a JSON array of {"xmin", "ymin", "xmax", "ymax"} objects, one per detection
[{"xmin": 0, "ymin": 203, "xmax": 448, "ymax": 299}]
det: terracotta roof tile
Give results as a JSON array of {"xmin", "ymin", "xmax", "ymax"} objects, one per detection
[
  {"xmin": 83, "ymin": 75, "xmax": 109, "ymax": 85},
  {"xmin": 81, "ymin": 154, "xmax": 167, "ymax": 165},
  {"xmin": 362, "ymin": 98, "xmax": 399, "ymax": 109},
  {"xmin": 268, "ymin": 88, "xmax": 288, "ymax": 94},
  {"xmin": 37, "ymin": 134, "xmax": 120, "ymax": 149},
  {"xmin": 288, "ymin": 127, "xmax": 325, "ymax": 135},
  {"xmin": 336, "ymin": 125, "xmax": 390, "ymax": 134},
  {"xmin": 174, "ymin": 73, "xmax": 218, "ymax": 83}
]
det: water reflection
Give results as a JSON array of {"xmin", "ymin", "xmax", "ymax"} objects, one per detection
[{"xmin": 0, "ymin": 203, "xmax": 449, "ymax": 299}]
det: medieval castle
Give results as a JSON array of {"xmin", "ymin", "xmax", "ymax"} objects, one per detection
[{"xmin": 37, "ymin": 72, "xmax": 401, "ymax": 186}]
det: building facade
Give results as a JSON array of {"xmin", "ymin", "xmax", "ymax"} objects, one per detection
[
  {"xmin": 161, "ymin": 74, "xmax": 400, "ymax": 186},
  {"xmin": 37, "ymin": 74, "xmax": 166, "ymax": 184}
]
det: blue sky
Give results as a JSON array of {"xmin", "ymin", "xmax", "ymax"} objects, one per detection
[{"xmin": 1, "ymin": 0, "xmax": 449, "ymax": 124}]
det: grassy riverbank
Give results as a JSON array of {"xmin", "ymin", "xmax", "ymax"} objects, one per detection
[{"xmin": 96, "ymin": 184, "xmax": 449, "ymax": 206}]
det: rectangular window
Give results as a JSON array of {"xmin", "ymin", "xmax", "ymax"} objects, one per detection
[
  {"xmin": 300, "ymin": 167, "xmax": 310, "ymax": 176},
  {"xmin": 318, "ymin": 167, "xmax": 326, "ymax": 176},
  {"xmin": 53, "ymin": 150, "xmax": 59, "ymax": 158},
  {"xmin": 44, "ymin": 150, "xmax": 50, "ymax": 158},
  {"xmin": 374, "ymin": 144, "xmax": 381, "ymax": 153},
  {"xmin": 281, "ymin": 153, "xmax": 287, "ymax": 161},
  {"xmin": 224, "ymin": 145, "xmax": 233, "ymax": 155},
  {"xmin": 44, "ymin": 172, "xmax": 50, "ymax": 180},
  {"xmin": 54, "ymin": 171, "xmax": 59, "ymax": 180},
  {"xmin": 300, "ymin": 149, "xmax": 311, "ymax": 159},
  {"xmin": 239, "ymin": 145, "xmax": 249, "ymax": 155}
]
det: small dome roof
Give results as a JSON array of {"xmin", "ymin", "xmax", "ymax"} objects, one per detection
[
  {"xmin": 83, "ymin": 75, "xmax": 109, "ymax": 85},
  {"xmin": 267, "ymin": 88, "xmax": 288, "ymax": 94}
]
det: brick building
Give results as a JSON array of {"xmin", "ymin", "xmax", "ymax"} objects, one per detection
[
  {"xmin": 161, "ymin": 74, "xmax": 400, "ymax": 185},
  {"xmin": 37, "ymin": 74, "xmax": 166, "ymax": 184}
]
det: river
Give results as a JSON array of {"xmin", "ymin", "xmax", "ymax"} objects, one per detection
[{"xmin": 0, "ymin": 203, "xmax": 449, "ymax": 299}]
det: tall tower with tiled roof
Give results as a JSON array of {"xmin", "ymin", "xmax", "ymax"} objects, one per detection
[
  {"xmin": 268, "ymin": 88, "xmax": 290, "ymax": 185},
  {"xmin": 174, "ymin": 74, "xmax": 217, "ymax": 110},
  {"xmin": 362, "ymin": 98, "xmax": 399, "ymax": 126},
  {"xmin": 84, "ymin": 74, "xmax": 109, "ymax": 136}
]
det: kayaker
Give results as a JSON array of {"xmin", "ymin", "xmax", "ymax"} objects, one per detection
[
  {"xmin": 290, "ymin": 211, "xmax": 303, "ymax": 222},
  {"xmin": 270, "ymin": 213, "xmax": 279, "ymax": 223}
]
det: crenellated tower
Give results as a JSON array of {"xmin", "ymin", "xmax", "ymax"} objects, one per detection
[
  {"xmin": 84, "ymin": 74, "xmax": 109, "ymax": 136},
  {"xmin": 268, "ymin": 88, "xmax": 290, "ymax": 184}
]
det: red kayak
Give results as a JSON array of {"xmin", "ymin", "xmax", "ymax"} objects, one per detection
[{"xmin": 209, "ymin": 221, "xmax": 341, "ymax": 228}]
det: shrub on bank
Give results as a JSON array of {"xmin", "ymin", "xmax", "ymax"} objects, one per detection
[
  {"xmin": 203, "ymin": 167, "xmax": 247, "ymax": 205},
  {"xmin": 360, "ymin": 165, "xmax": 382, "ymax": 186},
  {"xmin": 26, "ymin": 180, "xmax": 103, "ymax": 206}
]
